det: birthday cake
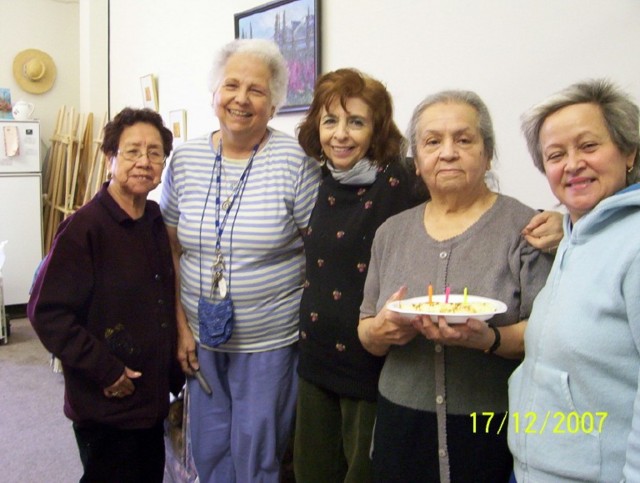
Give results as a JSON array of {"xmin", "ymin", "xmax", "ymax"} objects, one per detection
[{"xmin": 400, "ymin": 300, "xmax": 497, "ymax": 315}]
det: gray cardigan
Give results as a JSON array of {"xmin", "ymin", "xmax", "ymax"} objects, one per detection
[{"xmin": 360, "ymin": 194, "xmax": 553, "ymax": 414}]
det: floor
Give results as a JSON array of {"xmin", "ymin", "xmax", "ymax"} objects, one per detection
[
  {"xmin": 0, "ymin": 316, "xmax": 83, "ymax": 482},
  {"xmin": 0, "ymin": 311, "xmax": 294, "ymax": 482}
]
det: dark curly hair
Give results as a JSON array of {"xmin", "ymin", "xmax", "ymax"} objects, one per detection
[
  {"xmin": 101, "ymin": 107, "xmax": 173, "ymax": 158},
  {"xmin": 297, "ymin": 68, "xmax": 406, "ymax": 167}
]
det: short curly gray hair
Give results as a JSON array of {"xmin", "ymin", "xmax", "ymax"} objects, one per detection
[
  {"xmin": 208, "ymin": 39, "xmax": 289, "ymax": 112},
  {"xmin": 521, "ymin": 79, "xmax": 640, "ymax": 185},
  {"xmin": 406, "ymin": 90, "xmax": 499, "ymax": 189},
  {"xmin": 407, "ymin": 90, "xmax": 497, "ymax": 162}
]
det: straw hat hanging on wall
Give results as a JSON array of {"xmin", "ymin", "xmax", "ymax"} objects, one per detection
[{"xmin": 13, "ymin": 49, "xmax": 57, "ymax": 95}]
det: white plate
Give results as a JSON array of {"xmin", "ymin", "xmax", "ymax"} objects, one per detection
[{"xmin": 387, "ymin": 294, "xmax": 507, "ymax": 324}]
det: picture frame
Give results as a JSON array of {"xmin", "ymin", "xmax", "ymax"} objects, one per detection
[
  {"xmin": 140, "ymin": 74, "xmax": 159, "ymax": 111},
  {"xmin": 0, "ymin": 88, "xmax": 12, "ymax": 119},
  {"xmin": 235, "ymin": 0, "xmax": 321, "ymax": 113},
  {"xmin": 169, "ymin": 109, "xmax": 187, "ymax": 145}
]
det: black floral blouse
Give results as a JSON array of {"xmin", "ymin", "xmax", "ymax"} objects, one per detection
[{"xmin": 298, "ymin": 161, "xmax": 418, "ymax": 401}]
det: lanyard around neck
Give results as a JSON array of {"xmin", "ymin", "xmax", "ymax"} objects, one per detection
[
  {"xmin": 198, "ymin": 137, "xmax": 260, "ymax": 298},
  {"xmin": 213, "ymin": 138, "xmax": 258, "ymax": 255}
]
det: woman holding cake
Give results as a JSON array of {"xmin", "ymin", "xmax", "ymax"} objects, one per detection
[{"xmin": 357, "ymin": 90, "xmax": 554, "ymax": 482}]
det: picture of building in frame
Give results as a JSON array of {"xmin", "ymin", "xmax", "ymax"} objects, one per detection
[{"xmin": 235, "ymin": 0, "xmax": 321, "ymax": 113}]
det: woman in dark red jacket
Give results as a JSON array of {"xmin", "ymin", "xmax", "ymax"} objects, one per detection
[{"xmin": 28, "ymin": 107, "xmax": 183, "ymax": 483}]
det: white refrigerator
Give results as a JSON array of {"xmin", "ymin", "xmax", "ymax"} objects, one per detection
[{"xmin": 0, "ymin": 120, "xmax": 43, "ymax": 306}]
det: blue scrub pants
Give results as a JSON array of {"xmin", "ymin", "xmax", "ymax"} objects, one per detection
[{"xmin": 188, "ymin": 344, "xmax": 298, "ymax": 483}]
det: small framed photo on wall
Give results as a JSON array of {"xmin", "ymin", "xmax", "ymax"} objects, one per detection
[
  {"xmin": 169, "ymin": 109, "xmax": 187, "ymax": 145},
  {"xmin": 140, "ymin": 74, "xmax": 159, "ymax": 111},
  {"xmin": 234, "ymin": 0, "xmax": 321, "ymax": 113},
  {"xmin": 0, "ymin": 88, "xmax": 12, "ymax": 119}
]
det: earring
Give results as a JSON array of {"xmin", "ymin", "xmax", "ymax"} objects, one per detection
[
  {"xmin": 319, "ymin": 151, "xmax": 327, "ymax": 166},
  {"xmin": 628, "ymin": 165, "xmax": 634, "ymax": 173}
]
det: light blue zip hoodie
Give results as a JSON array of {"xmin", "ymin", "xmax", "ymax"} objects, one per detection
[{"xmin": 509, "ymin": 183, "xmax": 640, "ymax": 483}]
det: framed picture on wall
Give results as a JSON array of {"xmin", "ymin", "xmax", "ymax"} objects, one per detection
[
  {"xmin": 169, "ymin": 109, "xmax": 187, "ymax": 145},
  {"xmin": 234, "ymin": 0, "xmax": 321, "ymax": 113},
  {"xmin": 140, "ymin": 74, "xmax": 159, "ymax": 111},
  {"xmin": 0, "ymin": 88, "xmax": 12, "ymax": 119}
]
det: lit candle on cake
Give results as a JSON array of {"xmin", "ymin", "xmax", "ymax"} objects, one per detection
[
  {"xmin": 445, "ymin": 285, "xmax": 451, "ymax": 303},
  {"xmin": 428, "ymin": 283, "xmax": 433, "ymax": 304}
]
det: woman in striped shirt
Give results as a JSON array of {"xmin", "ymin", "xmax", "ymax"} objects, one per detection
[{"xmin": 160, "ymin": 39, "xmax": 321, "ymax": 483}]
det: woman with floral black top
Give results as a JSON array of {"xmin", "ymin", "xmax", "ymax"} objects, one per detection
[{"xmin": 293, "ymin": 68, "xmax": 422, "ymax": 483}]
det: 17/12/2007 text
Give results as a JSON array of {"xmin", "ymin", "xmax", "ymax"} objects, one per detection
[{"xmin": 470, "ymin": 411, "xmax": 608, "ymax": 435}]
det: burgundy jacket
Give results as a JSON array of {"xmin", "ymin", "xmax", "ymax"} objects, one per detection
[{"xmin": 28, "ymin": 183, "xmax": 183, "ymax": 429}]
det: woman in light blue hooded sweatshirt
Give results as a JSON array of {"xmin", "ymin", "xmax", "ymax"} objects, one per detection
[{"xmin": 509, "ymin": 79, "xmax": 640, "ymax": 483}]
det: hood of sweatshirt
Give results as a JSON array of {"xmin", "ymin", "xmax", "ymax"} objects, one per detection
[{"xmin": 564, "ymin": 182, "xmax": 640, "ymax": 244}]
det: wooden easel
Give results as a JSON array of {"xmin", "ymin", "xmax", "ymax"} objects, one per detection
[
  {"xmin": 70, "ymin": 112, "xmax": 93, "ymax": 211},
  {"xmin": 83, "ymin": 113, "xmax": 109, "ymax": 205},
  {"xmin": 42, "ymin": 109, "xmax": 109, "ymax": 254},
  {"xmin": 44, "ymin": 106, "xmax": 82, "ymax": 253},
  {"xmin": 41, "ymin": 107, "xmax": 65, "ymax": 237}
]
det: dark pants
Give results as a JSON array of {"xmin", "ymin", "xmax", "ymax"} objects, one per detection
[
  {"xmin": 73, "ymin": 422, "xmax": 165, "ymax": 483},
  {"xmin": 372, "ymin": 394, "xmax": 512, "ymax": 483},
  {"xmin": 294, "ymin": 377, "xmax": 377, "ymax": 483}
]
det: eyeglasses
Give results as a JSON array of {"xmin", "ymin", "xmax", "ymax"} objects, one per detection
[{"xmin": 117, "ymin": 148, "xmax": 166, "ymax": 165}]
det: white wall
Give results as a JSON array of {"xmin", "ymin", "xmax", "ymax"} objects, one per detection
[
  {"xmin": 107, "ymin": 0, "xmax": 640, "ymax": 210},
  {"xmin": 0, "ymin": 0, "xmax": 80, "ymax": 145},
  {"xmin": 79, "ymin": 0, "xmax": 108, "ymax": 131}
]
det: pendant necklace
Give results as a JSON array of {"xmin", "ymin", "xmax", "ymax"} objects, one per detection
[{"xmin": 221, "ymin": 161, "xmax": 243, "ymax": 210}]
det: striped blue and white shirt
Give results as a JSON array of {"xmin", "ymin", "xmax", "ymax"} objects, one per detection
[{"xmin": 160, "ymin": 129, "xmax": 320, "ymax": 352}]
